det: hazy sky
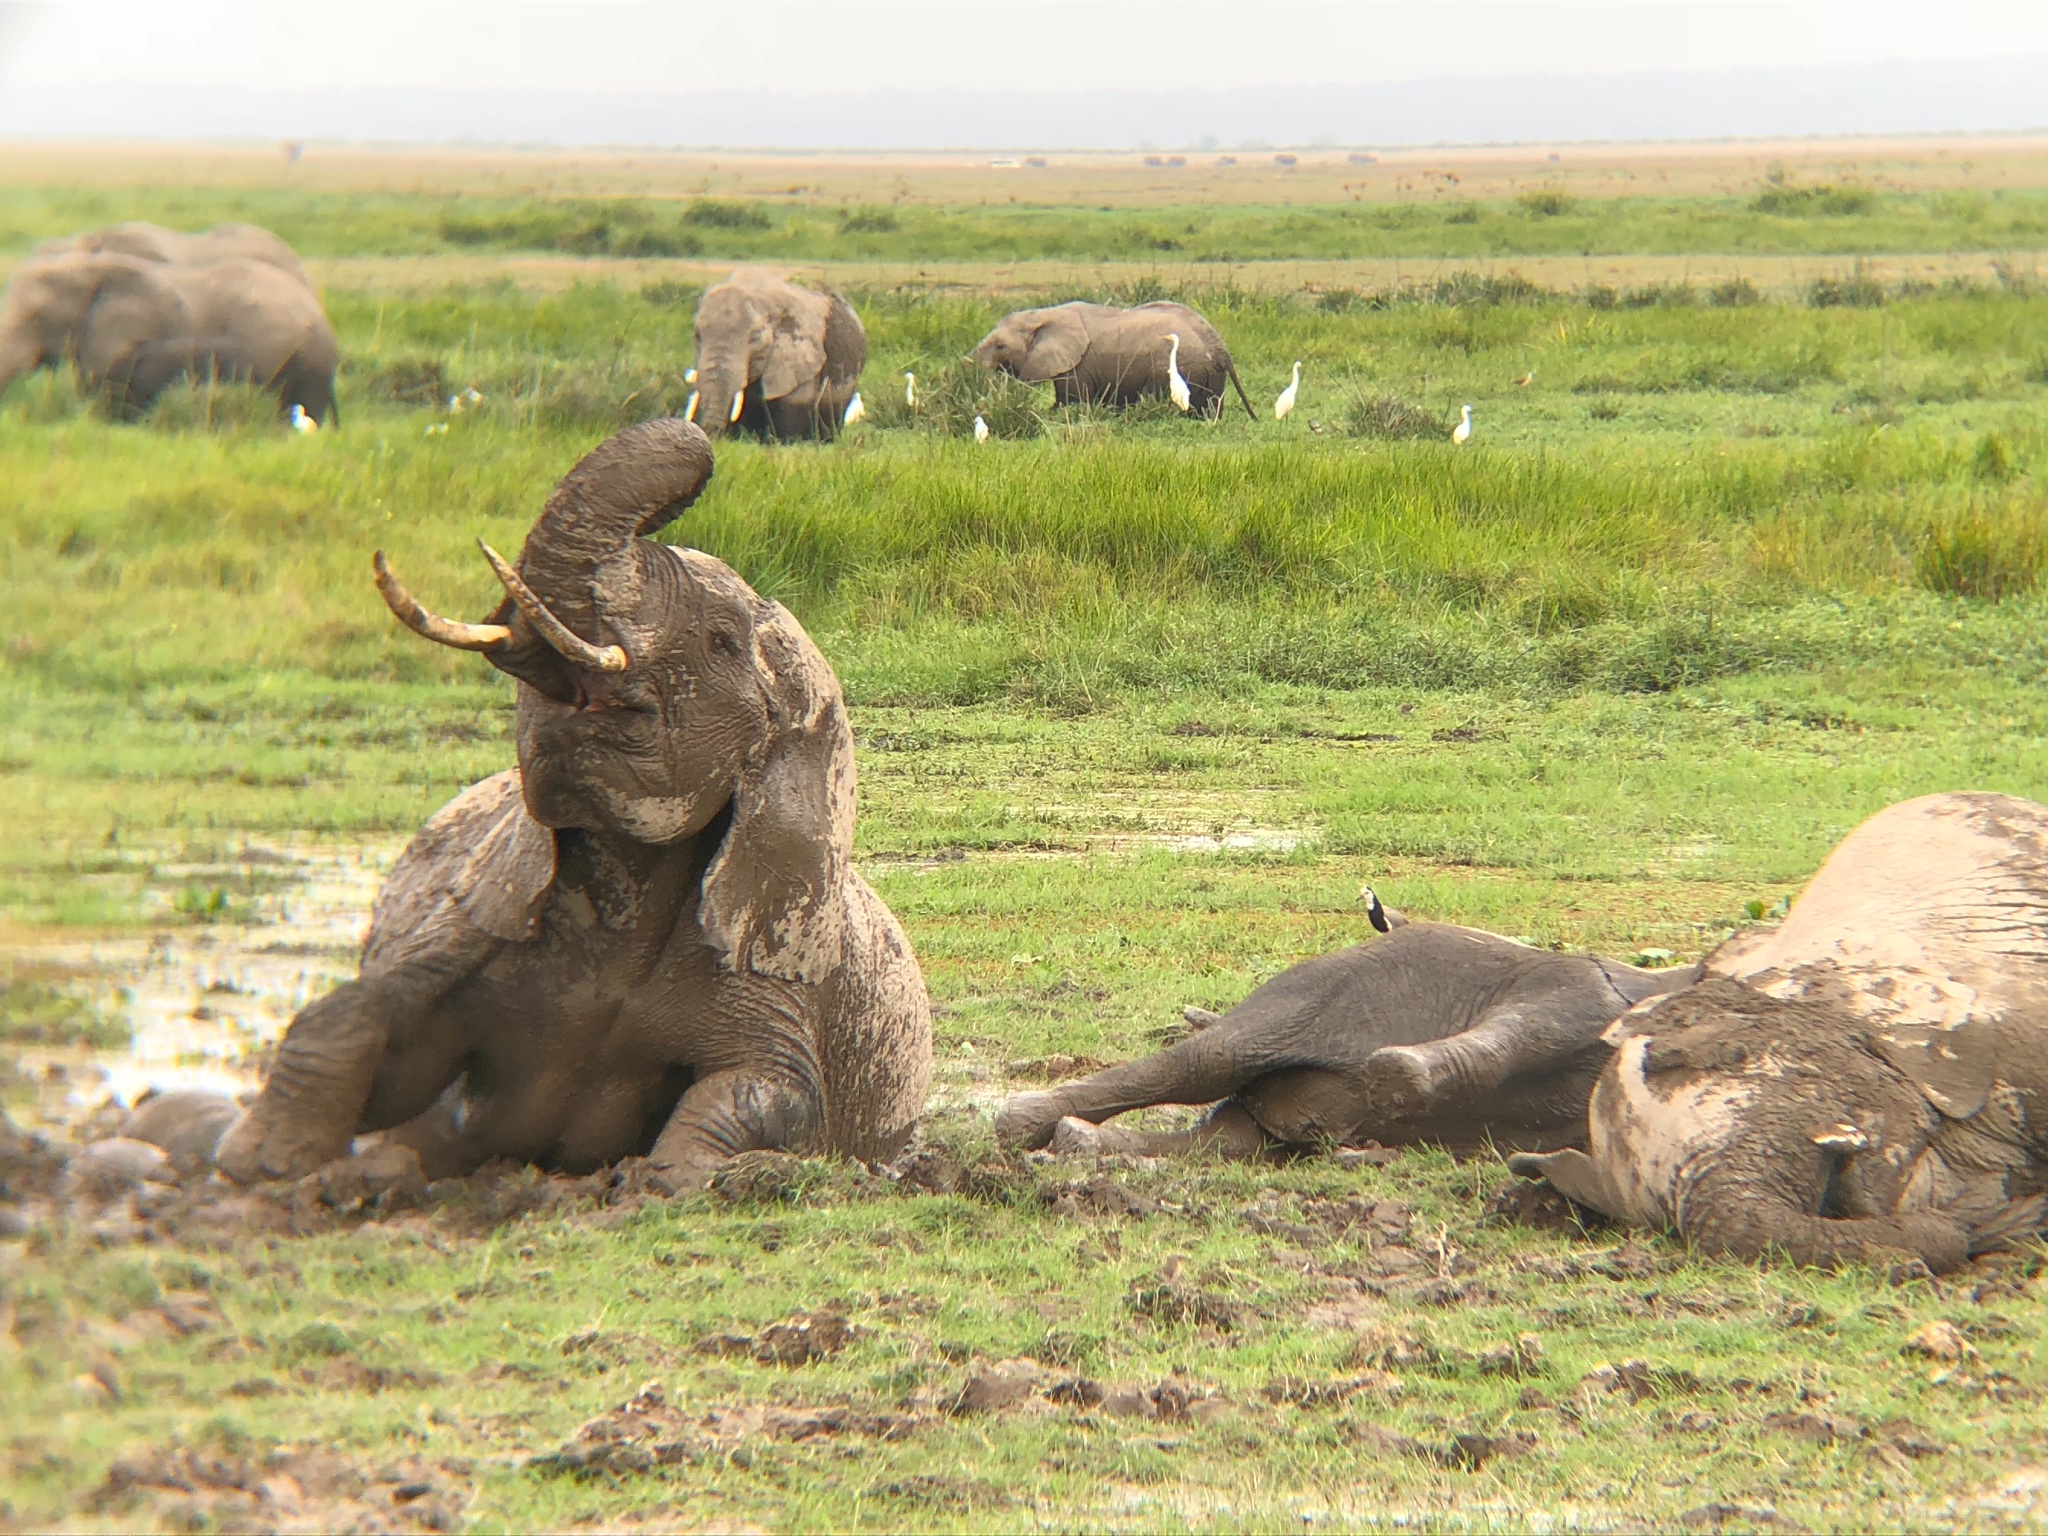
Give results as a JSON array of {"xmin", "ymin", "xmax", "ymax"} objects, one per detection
[{"xmin": 5, "ymin": 0, "xmax": 2047, "ymax": 94}]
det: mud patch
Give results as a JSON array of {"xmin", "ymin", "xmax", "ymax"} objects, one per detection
[
  {"xmin": 694, "ymin": 1311, "xmax": 856, "ymax": 1367},
  {"xmin": 531, "ymin": 1378, "xmax": 919, "ymax": 1477},
  {"xmin": 90, "ymin": 1443, "xmax": 471, "ymax": 1532}
]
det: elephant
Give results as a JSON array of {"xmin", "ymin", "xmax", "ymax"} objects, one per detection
[
  {"xmin": 688, "ymin": 267, "xmax": 865, "ymax": 441},
  {"xmin": 0, "ymin": 251, "xmax": 339, "ymax": 423},
  {"xmin": 971, "ymin": 300, "xmax": 1257, "ymax": 420},
  {"xmin": 33, "ymin": 221, "xmax": 312, "ymax": 289},
  {"xmin": 995, "ymin": 896, "xmax": 1699, "ymax": 1159},
  {"xmin": 214, "ymin": 419, "xmax": 933, "ymax": 1190},
  {"xmin": 1512, "ymin": 792, "xmax": 2048, "ymax": 1274}
]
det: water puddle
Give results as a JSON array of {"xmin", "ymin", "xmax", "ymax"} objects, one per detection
[{"xmin": 5, "ymin": 841, "xmax": 400, "ymax": 1136}]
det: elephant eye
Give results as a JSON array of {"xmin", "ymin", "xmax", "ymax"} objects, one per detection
[{"xmin": 708, "ymin": 628, "xmax": 741, "ymax": 656}]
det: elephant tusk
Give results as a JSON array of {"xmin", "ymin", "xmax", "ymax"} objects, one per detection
[
  {"xmin": 372, "ymin": 550, "xmax": 515, "ymax": 652},
  {"xmin": 476, "ymin": 540, "xmax": 629, "ymax": 673},
  {"xmin": 728, "ymin": 388, "xmax": 746, "ymax": 424}
]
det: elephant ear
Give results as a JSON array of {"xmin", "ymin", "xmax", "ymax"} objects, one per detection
[
  {"xmin": 698, "ymin": 604, "xmax": 853, "ymax": 984},
  {"xmin": 820, "ymin": 291, "xmax": 867, "ymax": 385},
  {"xmin": 1017, "ymin": 311, "xmax": 1087, "ymax": 382},
  {"xmin": 1866, "ymin": 1018, "xmax": 1997, "ymax": 1120},
  {"xmin": 758, "ymin": 306, "xmax": 828, "ymax": 402}
]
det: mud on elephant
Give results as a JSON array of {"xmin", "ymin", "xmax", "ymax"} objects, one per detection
[
  {"xmin": 215, "ymin": 419, "xmax": 932, "ymax": 1191},
  {"xmin": 997, "ymin": 896, "xmax": 1698, "ymax": 1159},
  {"xmin": 972, "ymin": 300, "xmax": 1257, "ymax": 420},
  {"xmin": 687, "ymin": 267, "xmax": 865, "ymax": 441},
  {"xmin": 1514, "ymin": 791, "xmax": 2048, "ymax": 1274}
]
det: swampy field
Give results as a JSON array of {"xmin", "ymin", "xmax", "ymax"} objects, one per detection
[{"xmin": 3, "ymin": 139, "xmax": 2048, "ymax": 1531}]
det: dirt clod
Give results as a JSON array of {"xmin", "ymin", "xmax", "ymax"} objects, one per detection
[
  {"xmin": 1902, "ymin": 1320, "xmax": 1975, "ymax": 1363},
  {"xmin": 93, "ymin": 1444, "xmax": 469, "ymax": 1532},
  {"xmin": 1581, "ymin": 1359, "xmax": 1703, "ymax": 1402},
  {"xmin": 950, "ymin": 1358, "xmax": 1044, "ymax": 1414},
  {"xmin": 1478, "ymin": 1333, "xmax": 1545, "ymax": 1378}
]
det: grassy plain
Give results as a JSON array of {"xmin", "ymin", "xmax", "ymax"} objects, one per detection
[{"xmin": 4, "ymin": 140, "xmax": 2048, "ymax": 1530}]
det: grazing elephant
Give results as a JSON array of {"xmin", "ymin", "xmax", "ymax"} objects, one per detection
[
  {"xmin": 972, "ymin": 300, "xmax": 1257, "ymax": 420},
  {"xmin": 34, "ymin": 221, "xmax": 312, "ymax": 289},
  {"xmin": 1513, "ymin": 792, "xmax": 2048, "ymax": 1274},
  {"xmin": 215, "ymin": 419, "xmax": 932, "ymax": 1190},
  {"xmin": 688, "ymin": 267, "xmax": 865, "ymax": 441},
  {"xmin": 996, "ymin": 897, "xmax": 1698, "ymax": 1158},
  {"xmin": 0, "ymin": 252, "xmax": 339, "ymax": 423}
]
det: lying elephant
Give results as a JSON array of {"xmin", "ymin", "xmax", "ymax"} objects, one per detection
[
  {"xmin": 33, "ymin": 221, "xmax": 312, "ymax": 289},
  {"xmin": 687, "ymin": 268, "xmax": 865, "ymax": 441},
  {"xmin": 996, "ymin": 898, "xmax": 1697, "ymax": 1158},
  {"xmin": 0, "ymin": 251, "xmax": 339, "ymax": 423},
  {"xmin": 216, "ymin": 419, "xmax": 932, "ymax": 1189},
  {"xmin": 972, "ymin": 300, "xmax": 1257, "ymax": 420},
  {"xmin": 1514, "ymin": 792, "xmax": 2048, "ymax": 1273}
]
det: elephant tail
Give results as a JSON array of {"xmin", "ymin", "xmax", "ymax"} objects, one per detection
[{"xmin": 1227, "ymin": 359, "xmax": 1257, "ymax": 422}]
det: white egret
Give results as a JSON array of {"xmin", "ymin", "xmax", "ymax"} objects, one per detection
[
  {"xmin": 843, "ymin": 392, "xmax": 866, "ymax": 425},
  {"xmin": 903, "ymin": 371, "xmax": 917, "ymax": 408},
  {"xmin": 463, "ymin": 386, "xmax": 482, "ymax": 405},
  {"xmin": 424, "ymin": 421, "xmax": 448, "ymax": 436},
  {"xmin": 684, "ymin": 391, "xmax": 700, "ymax": 421},
  {"xmin": 973, "ymin": 414, "xmax": 990, "ymax": 443},
  {"xmin": 685, "ymin": 367, "xmax": 698, "ymax": 385},
  {"xmin": 728, "ymin": 388, "xmax": 746, "ymax": 424},
  {"xmin": 1164, "ymin": 334, "xmax": 1191, "ymax": 413},
  {"xmin": 1274, "ymin": 360, "xmax": 1301, "ymax": 420},
  {"xmin": 1451, "ymin": 403, "xmax": 1473, "ymax": 445},
  {"xmin": 289, "ymin": 403, "xmax": 318, "ymax": 434},
  {"xmin": 446, "ymin": 393, "xmax": 463, "ymax": 415}
]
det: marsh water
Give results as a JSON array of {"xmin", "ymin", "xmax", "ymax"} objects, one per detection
[{"xmin": 8, "ymin": 841, "xmax": 400, "ymax": 1136}]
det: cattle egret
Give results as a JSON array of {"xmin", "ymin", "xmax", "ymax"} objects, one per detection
[
  {"xmin": 446, "ymin": 393, "xmax": 464, "ymax": 415},
  {"xmin": 904, "ymin": 371, "xmax": 917, "ymax": 408},
  {"xmin": 684, "ymin": 391, "xmax": 700, "ymax": 422},
  {"xmin": 843, "ymin": 392, "xmax": 866, "ymax": 425},
  {"xmin": 685, "ymin": 367, "xmax": 698, "ymax": 385},
  {"xmin": 1515, "ymin": 370, "xmax": 1536, "ymax": 387},
  {"xmin": 1274, "ymin": 360, "xmax": 1301, "ymax": 420},
  {"xmin": 729, "ymin": 388, "xmax": 746, "ymax": 424},
  {"xmin": 973, "ymin": 414, "xmax": 990, "ymax": 443},
  {"xmin": 1164, "ymin": 334, "xmax": 1192, "ymax": 413},
  {"xmin": 464, "ymin": 386, "xmax": 482, "ymax": 405},
  {"xmin": 289, "ymin": 403, "xmax": 318, "ymax": 434},
  {"xmin": 424, "ymin": 421, "xmax": 448, "ymax": 436},
  {"xmin": 1451, "ymin": 403, "xmax": 1473, "ymax": 445}
]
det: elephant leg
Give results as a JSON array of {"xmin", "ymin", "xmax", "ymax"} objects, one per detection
[
  {"xmin": 647, "ymin": 1068, "xmax": 820, "ymax": 1189},
  {"xmin": 994, "ymin": 1030, "xmax": 1261, "ymax": 1151},
  {"xmin": 1048, "ymin": 1100, "xmax": 1271, "ymax": 1160},
  {"xmin": 103, "ymin": 340, "xmax": 194, "ymax": 420},
  {"xmin": 1362, "ymin": 997, "xmax": 1612, "ymax": 1118},
  {"xmin": 215, "ymin": 955, "xmax": 476, "ymax": 1185}
]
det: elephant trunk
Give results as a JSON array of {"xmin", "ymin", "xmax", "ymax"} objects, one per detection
[
  {"xmin": 1678, "ymin": 1164, "xmax": 1971, "ymax": 1273},
  {"xmin": 691, "ymin": 342, "xmax": 750, "ymax": 439},
  {"xmin": 514, "ymin": 418, "xmax": 716, "ymax": 636}
]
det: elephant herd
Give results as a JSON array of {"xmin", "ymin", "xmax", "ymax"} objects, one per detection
[
  {"xmin": 1, "ymin": 226, "xmax": 1260, "ymax": 433},
  {"xmin": 43, "ymin": 417, "xmax": 2042, "ymax": 1280}
]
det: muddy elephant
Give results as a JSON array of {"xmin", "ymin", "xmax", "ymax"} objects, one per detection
[
  {"xmin": 972, "ymin": 300, "xmax": 1256, "ymax": 420},
  {"xmin": 687, "ymin": 268, "xmax": 865, "ymax": 441},
  {"xmin": 996, "ymin": 898, "xmax": 1698, "ymax": 1158},
  {"xmin": 0, "ymin": 251, "xmax": 339, "ymax": 423},
  {"xmin": 1513, "ymin": 792, "xmax": 2048, "ymax": 1274},
  {"xmin": 34, "ymin": 221, "xmax": 312, "ymax": 289},
  {"xmin": 215, "ymin": 419, "xmax": 932, "ymax": 1190}
]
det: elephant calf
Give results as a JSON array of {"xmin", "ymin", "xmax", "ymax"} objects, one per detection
[
  {"xmin": 688, "ymin": 267, "xmax": 865, "ymax": 441},
  {"xmin": 1515, "ymin": 792, "xmax": 2048, "ymax": 1274},
  {"xmin": 972, "ymin": 300, "xmax": 1257, "ymax": 420},
  {"xmin": 216, "ymin": 420, "xmax": 932, "ymax": 1190},
  {"xmin": 997, "ymin": 901, "xmax": 1697, "ymax": 1159}
]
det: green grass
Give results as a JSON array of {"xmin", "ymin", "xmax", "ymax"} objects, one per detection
[
  {"xmin": 5, "ymin": 240, "xmax": 2048, "ymax": 1528},
  {"xmin": 7, "ymin": 181, "xmax": 2048, "ymax": 262}
]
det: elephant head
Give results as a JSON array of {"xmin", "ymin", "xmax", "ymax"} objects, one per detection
[
  {"xmin": 689, "ymin": 268, "xmax": 864, "ymax": 440},
  {"xmin": 0, "ymin": 252, "xmax": 191, "ymax": 402},
  {"xmin": 374, "ymin": 418, "xmax": 854, "ymax": 979},
  {"xmin": 972, "ymin": 305, "xmax": 1088, "ymax": 383},
  {"xmin": 1513, "ymin": 791, "xmax": 2048, "ymax": 1273}
]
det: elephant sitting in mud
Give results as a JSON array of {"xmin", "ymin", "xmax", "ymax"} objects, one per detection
[
  {"xmin": 215, "ymin": 419, "xmax": 932, "ymax": 1190},
  {"xmin": 996, "ymin": 898, "xmax": 1698, "ymax": 1159},
  {"xmin": 1513, "ymin": 792, "xmax": 2048, "ymax": 1274},
  {"xmin": 0, "ymin": 250, "xmax": 339, "ymax": 423},
  {"xmin": 687, "ymin": 268, "xmax": 865, "ymax": 441},
  {"xmin": 972, "ymin": 300, "xmax": 1257, "ymax": 420}
]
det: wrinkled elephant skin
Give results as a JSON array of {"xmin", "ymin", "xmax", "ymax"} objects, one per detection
[
  {"xmin": 215, "ymin": 420, "xmax": 932, "ymax": 1192},
  {"xmin": 691, "ymin": 267, "xmax": 865, "ymax": 441},
  {"xmin": 972, "ymin": 300, "xmax": 1257, "ymax": 420},
  {"xmin": 996, "ymin": 918, "xmax": 1697, "ymax": 1159},
  {"xmin": 1514, "ymin": 791, "xmax": 2048, "ymax": 1273}
]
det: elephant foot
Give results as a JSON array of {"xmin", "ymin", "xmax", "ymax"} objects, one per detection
[
  {"xmin": 1361, "ymin": 1044, "xmax": 1441, "ymax": 1115},
  {"xmin": 994, "ymin": 1091, "xmax": 1066, "ymax": 1151},
  {"xmin": 212, "ymin": 1104, "xmax": 355, "ymax": 1187}
]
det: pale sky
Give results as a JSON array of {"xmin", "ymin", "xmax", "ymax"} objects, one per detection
[{"xmin": 5, "ymin": 0, "xmax": 2047, "ymax": 94}]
